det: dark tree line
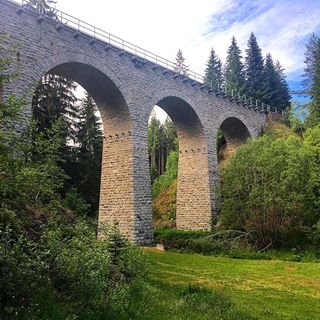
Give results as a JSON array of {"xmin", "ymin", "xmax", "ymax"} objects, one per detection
[
  {"xmin": 32, "ymin": 75, "xmax": 103, "ymax": 215},
  {"xmin": 203, "ymin": 33, "xmax": 291, "ymax": 111}
]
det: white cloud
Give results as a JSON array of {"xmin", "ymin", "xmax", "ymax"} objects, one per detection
[{"xmin": 56, "ymin": 0, "xmax": 320, "ymax": 88}]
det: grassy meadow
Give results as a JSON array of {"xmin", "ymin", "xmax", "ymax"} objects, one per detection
[{"xmin": 144, "ymin": 249, "xmax": 320, "ymax": 320}]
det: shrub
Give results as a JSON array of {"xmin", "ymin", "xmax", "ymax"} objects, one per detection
[{"xmin": 219, "ymin": 130, "xmax": 320, "ymax": 249}]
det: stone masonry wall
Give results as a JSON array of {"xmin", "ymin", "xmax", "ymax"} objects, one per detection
[{"xmin": 0, "ymin": 0, "xmax": 267, "ymax": 244}]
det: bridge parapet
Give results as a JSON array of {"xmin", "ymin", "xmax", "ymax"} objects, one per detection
[{"xmin": 3, "ymin": 0, "xmax": 282, "ymax": 116}]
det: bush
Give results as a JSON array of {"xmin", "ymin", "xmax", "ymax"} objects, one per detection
[
  {"xmin": 154, "ymin": 229, "xmax": 272, "ymax": 259},
  {"xmin": 219, "ymin": 128, "xmax": 320, "ymax": 249},
  {"xmin": 308, "ymin": 221, "xmax": 320, "ymax": 245}
]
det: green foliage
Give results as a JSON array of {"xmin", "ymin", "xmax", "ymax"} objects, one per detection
[
  {"xmin": 284, "ymin": 103, "xmax": 306, "ymax": 135},
  {"xmin": 154, "ymin": 229, "xmax": 272, "ymax": 260},
  {"xmin": 63, "ymin": 187, "xmax": 90, "ymax": 216},
  {"xmin": 148, "ymin": 113, "xmax": 178, "ymax": 181},
  {"xmin": 219, "ymin": 125, "xmax": 320, "ymax": 248},
  {"xmin": 244, "ymin": 33, "xmax": 269, "ymax": 101},
  {"xmin": 308, "ymin": 221, "xmax": 320, "ymax": 245},
  {"xmin": 0, "ymin": 46, "xmax": 147, "ymax": 320},
  {"xmin": 302, "ymin": 33, "xmax": 320, "ymax": 91},
  {"xmin": 307, "ymin": 40, "xmax": 320, "ymax": 126},
  {"xmin": 301, "ymin": 33, "xmax": 320, "ymax": 128},
  {"xmin": 204, "ymin": 48, "xmax": 223, "ymax": 89},
  {"xmin": 174, "ymin": 49, "xmax": 189, "ymax": 76},
  {"xmin": 262, "ymin": 54, "xmax": 290, "ymax": 110},
  {"xmin": 32, "ymin": 74, "xmax": 78, "ymax": 139},
  {"xmin": 72, "ymin": 94, "xmax": 103, "ymax": 213},
  {"xmin": 224, "ymin": 36, "xmax": 245, "ymax": 94},
  {"xmin": 274, "ymin": 60, "xmax": 291, "ymax": 110},
  {"xmin": 152, "ymin": 150, "xmax": 178, "ymax": 198}
]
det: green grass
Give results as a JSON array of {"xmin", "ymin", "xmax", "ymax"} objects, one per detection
[{"xmin": 145, "ymin": 249, "xmax": 320, "ymax": 320}]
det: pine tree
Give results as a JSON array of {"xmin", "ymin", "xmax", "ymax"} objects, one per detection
[
  {"xmin": 148, "ymin": 113, "xmax": 161, "ymax": 181},
  {"xmin": 174, "ymin": 49, "xmax": 189, "ymax": 76},
  {"xmin": 75, "ymin": 94, "xmax": 103, "ymax": 212},
  {"xmin": 274, "ymin": 60, "xmax": 291, "ymax": 111},
  {"xmin": 308, "ymin": 41, "xmax": 320, "ymax": 126},
  {"xmin": 303, "ymin": 33, "xmax": 320, "ymax": 91},
  {"xmin": 224, "ymin": 36, "xmax": 245, "ymax": 95},
  {"xmin": 261, "ymin": 54, "xmax": 276, "ymax": 105},
  {"xmin": 32, "ymin": 73, "xmax": 79, "ymax": 143},
  {"xmin": 204, "ymin": 48, "xmax": 223, "ymax": 89},
  {"xmin": 148, "ymin": 113, "xmax": 178, "ymax": 181},
  {"xmin": 244, "ymin": 33, "xmax": 268, "ymax": 101},
  {"xmin": 163, "ymin": 116, "xmax": 178, "ymax": 153}
]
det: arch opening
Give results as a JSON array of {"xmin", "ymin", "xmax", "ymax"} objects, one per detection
[
  {"xmin": 30, "ymin": 61, "xmax": 138, "ymax": 241},
  {"xmin": 148, "ymin": 96, "xmax": 212, "ymax": 232},
  {"xmin": 217, "ymin": 117, "xmax": 251, "ymax": 163}
]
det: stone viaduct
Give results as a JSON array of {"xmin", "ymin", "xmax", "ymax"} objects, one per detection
[{"xmin": 0, "ymin": 0, "xmax": 271, "ymax": 244}]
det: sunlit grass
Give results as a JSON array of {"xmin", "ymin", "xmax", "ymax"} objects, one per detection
[{"xmin": 145, "ymin": 249, "xmax": 320, "ymax": 320}]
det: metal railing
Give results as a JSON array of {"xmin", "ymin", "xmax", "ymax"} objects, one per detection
[{"xmin": 14, "ymin": 0, "xmax": 281, "ymax": 114}]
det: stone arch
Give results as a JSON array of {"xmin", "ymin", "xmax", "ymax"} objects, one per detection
[
  {"xmin": 220, "ymin": 116, "xmax": 251, "ymax": 146},
  {"xmin": 216, "ymin": 115, "xmax": 252, "ymax": 162},
  {"xmin": 20, "ymin": 52, "xmax": 144, "ymax": 242},
  {"xmin": 23, "ymin": 51, "xmax": 131, "ymax": 132},
  {"xmin": 146, "ymin": 88, "xmax": 212, "ymax": 231}
]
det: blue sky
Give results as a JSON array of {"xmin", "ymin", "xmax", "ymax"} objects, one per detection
[{"xmin": 57, "ymin": 0, "xmax": 320, "ymax": 101}]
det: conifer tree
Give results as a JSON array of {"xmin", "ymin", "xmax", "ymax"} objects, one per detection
[
  {"xmin": 262, "ymin": 55, "xmax": 290, "ymax": 110},
  {"xmin": 164, "ymin": 116, "xmax": 178, "ymax": 153},
  {"xmin": 303, "ymin": 33, "xmax": 320, "ymax": 91},
  {"xmin": 244, "ymin": 33, "xmax": 268, "ymax": 101},
  {"xmin": 224, "ymin": 36, "xmax": 245, "ymax": 94},
  {"xmin": 174, "ymin": 49, "xmax": 189, "ymax": 76},
  {"xmin": 148, "ymin": 113, "xmax": 161, "ymax": 180},
  {"xmin": 75, "ymin": 94, "xmax": 103, "ymax": 212},
  {"xmin": 307, "ymin": 40, "xmax": 320, "ymax": 126},
  {"xmin": 274, "ymin": 60, "xmax": 291, "ymax": 110},
  {"xmin": 148, "ymin": 113, "xmax": 178, "ymax": 181},
  {"xmin": 32, "ymin": 73, "xmax": 79, "ymax": 143},
  {"xmin": 204, "ymin": 48, "xmax": 223, "ymax": 89}
]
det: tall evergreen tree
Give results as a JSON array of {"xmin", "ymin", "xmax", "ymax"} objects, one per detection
[
  {"xmin": 32, "ymin": 73, "xmax": 79, "ymax": 143},
  {"xmin": 244, "ymin": 33, "xmax": 268, "ymax": 101},
  {"xmin": 174, "ymin": 49, "xmax": 189, "ymax": 76},
  {"xmin": 303, "ymin": 33, "xmax": 320, "ymax": 91},
  {"xmin": 261, "ymin": 54, "xmax": 276, "ymax": 105},
  {"xmin": 148, "ymin": 113, "xmax": 178, "ymax": 181},
  {"xmin": 163, "ymin": 116, "xmax": 178, "ymax": 153},
  {"xmin": 262, "ymin": 54, "xmax": 290, "ymax": 110},
  {"xmin": 274, "ymin": 60, "xmax": 291, "ymax": 110},
  {"xmin": 204, "ymin": 48, "xmax": 223, "ymax": 89},
  {"xmin": 307, "ymin": 40, "xmax": 320, "ymax": 126},
  {"xmin": 148, "ymin": 113, "xmax": 161, "ymax": 181},
  {"xmin": 224, "ymin": 36, "xmax": 245, "ymax": 94},
  {"xmin": 74, "ymin": 94, "xmax": 103, "ymax": 212}
]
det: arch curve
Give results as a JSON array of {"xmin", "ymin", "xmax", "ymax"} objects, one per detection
[
  {"xmin": 146, "ymin": 88, "xmax": 213, "ymax": 231},
  {"xmin": 219, "ymin": 116, "xmax": 251, "ymax": 147},
  {"xmin": 22, "ymin": 51, "xmax": 144, "ymax": 242}
]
